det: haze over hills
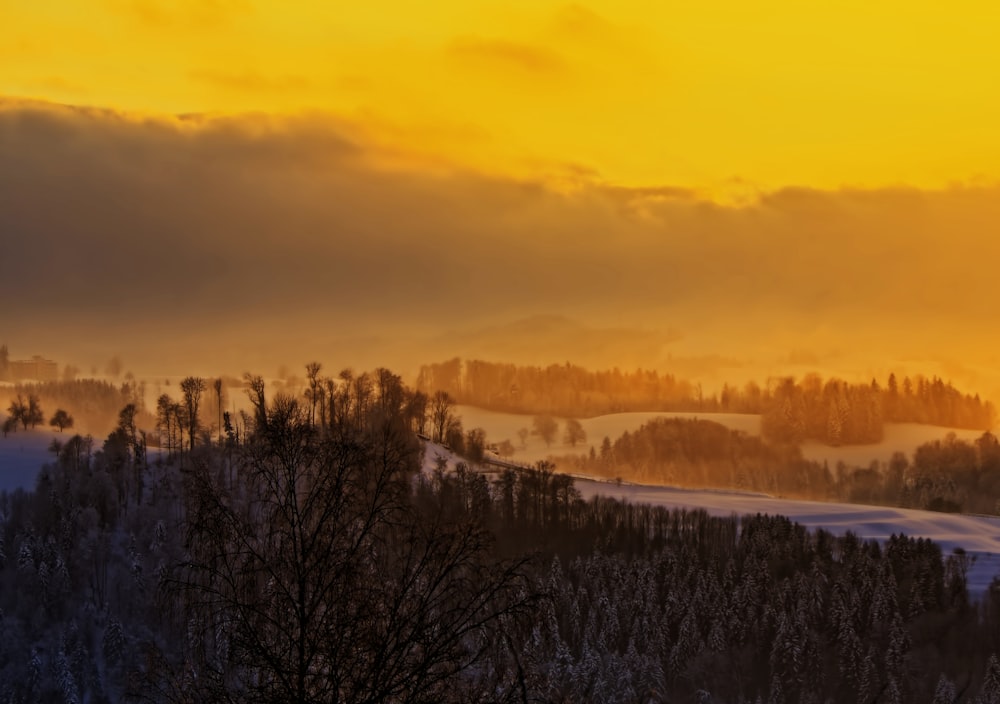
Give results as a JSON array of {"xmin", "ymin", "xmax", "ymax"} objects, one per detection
[{"xmin": 4, "ymin": 100, "xmax": 1000, "ymax": 402}]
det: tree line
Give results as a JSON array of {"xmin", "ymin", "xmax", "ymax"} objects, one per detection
[
  {"xmin": 4, "ymin": 378, "xmax": 146, "ymax": 435},
  {"xmin": 762, "ymin": 374, "xmax": 994, "ymax": 445},
  {"xmin": 5, "ymin": 363, "xmax": 1000, "ymax": 701},
  {"xmin": 4, "ymin": 393, "xmax": 75, "ymax": 436},
  {"xmin": 558, "ymin": 415, "xmax": 1000, "ymax": 516},
  {"xmin": 417, "ymin": 358, "xmax": 995, "ymax": 446}
]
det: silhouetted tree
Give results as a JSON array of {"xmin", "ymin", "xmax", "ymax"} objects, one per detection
[
  {"xmin": 25, "ymin": 394, "xmax": 43, "ymax": 429},
  {"xmin": 563, "ymin": 418, "xmax": 587, "ymax": 448},
  {"xmin": 465, "ymin": 427, "xmax": 487, "ymax": 463},
  {"xmin": 180, "ymin": 376, "xmax": 206, "ymax": 452},
  {"xmin": 244, "ymin": 373, "xmax": 268, "ymax": 434},
  {"xmin": 213, "ymin": 377, "xmax": 223, "ymax": 445},
  {"xmin": 163, "ymin": 394, "xmax": 533, "ymax": 703},
  {"xmin": 532, "ymin": 415, "xmax": 558, "ymax": 448},
  {"xmin": 49, "ymin": 409, "xmax": 73, "ymax": 432},
  {"xmin": 7, "ymin": 394, "xmax": 27, "ymax": 430},
  {"xmin": 305, "ymin": 361, "xmax": 322, "ymax": 428},
  {"xmin": 431, "ymin": 390, "xmax": 456, "ymax": 443}
]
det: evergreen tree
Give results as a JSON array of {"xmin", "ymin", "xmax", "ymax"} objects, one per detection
[
  {"xmin": 979, "ymin": 654, "xmax": 1000, "ymax": 704},
  {"xmin": 933, "ymin": 674, "xmax": 957, "ymax": 704}
]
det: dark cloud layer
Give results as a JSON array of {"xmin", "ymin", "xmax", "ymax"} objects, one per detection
[{"xmin": 2, "ymin": 99, "xmax": 999, "ymax": 383}]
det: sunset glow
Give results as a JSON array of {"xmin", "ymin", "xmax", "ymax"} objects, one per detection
[{"xmin": 5, "ymin": 1, "xmax": 1000, "ymax": 193}]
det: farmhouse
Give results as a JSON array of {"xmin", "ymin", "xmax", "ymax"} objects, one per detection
[{"xmin": 9, "ymin": 355, "xmax": 59, "ymax": 382}]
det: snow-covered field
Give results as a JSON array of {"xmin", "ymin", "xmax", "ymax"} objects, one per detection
[
  {"xmin": 422, "ymin": 435, "xmax": 1000, "ymax": 598},
  {"xmin": 800, "ymin": 422, "xmax": 988, "ymax": 467},
  {"xmin": 457, "ymin": 405, "xmax": 762, "ymax": 464},
  {"xmin": 574, "ymin": 478, "xmax": 1000, "ymax": 597},
  {"xmin": 0, "ymin": 424, "xmax": 62, "ymax": 493},
  {"xmin": 456, "ymin": 405, "xmax": 991, "ymax": 469}
]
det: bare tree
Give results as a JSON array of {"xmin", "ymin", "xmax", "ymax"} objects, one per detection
[
  {"xmin": 531, "ymin": 415, "xmax": 558, "ymax": 448},
  {"xmin": 214, "ymin": 377, "xmax": 223, "ymax": 446},
  {"xmin": 497, "ymin": 439, "xmax": 515, "ymax": 460},
  {"xmin": 162, "ymin": 395, "xmax": 533, "ymax": 703},
  {"xmin": 49, "ymin": 408, "xmax": 74, "ymax": 432},
  {"xmin": 430, "ymin": 391, "xmax": 456, "ymax": 443},
  {"xmin": 180, "ymin": 376, "xmax": 206, "ymax": 451},
  {"xmin": 406, "ymin": 389, "xmax": 429, "ymax": 436},
  {"xmin": 305, "ymin": 361, "xmax": 322, "ymax": 428},
  {"xmin": 26, "ymin": 394, "xmax": 44, "ymax": 429},
  {"xmin": 563, "ymin": 418, "xmax": 587, "ymax": 448},
  {"xmin": 7, "ymin": 395, "xmax": 27, "ymax": 430},
  {"xmin": 244, "ymin": 373, "xmax": 267, "ymax": 434}
]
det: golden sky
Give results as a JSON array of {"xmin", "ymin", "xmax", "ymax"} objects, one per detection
[{"xmin": 5, "ymin": 0, "xmax": 1000, "ymax": 193}]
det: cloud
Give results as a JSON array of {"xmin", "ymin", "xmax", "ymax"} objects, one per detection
[
  {"xmin": 2, "ymin": 99, "xmax": 999, "ymax": 382},
  {"xmin": 188, "ymin": 69, "xmax": 311, "ymax": 94},
  {"xmin": 448, "ymin": 38, "xmax": 568, "ymax": 75}
]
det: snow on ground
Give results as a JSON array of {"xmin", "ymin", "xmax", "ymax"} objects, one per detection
[
  {"xmin": 9, "ymin": 418, "xmax": 1000, "ymax": 596},
  {"xmin": 457, "ymin": 405, "xmax": 991, "ymax": 469},
  {"xmin": 575, "ymin": 479, "xmax": 1000, "ymax": 597},
  {"xmin": 0, "ymin": 423, "xmax": 62, "ymax": 493},
  {"xmin": 420, "ymin": 440, "xmax": 462, "ymax": 475},
  {"xmin": 800, "ymin": 422, "xmax": 989, "ymax": 467},
  {"xmin": 456, "ymin": 405, "xmax": 761, "ymax": 464},
  {"xmin": 418, "ymin": 438, "xmax": 1000, "ymax": 596}
]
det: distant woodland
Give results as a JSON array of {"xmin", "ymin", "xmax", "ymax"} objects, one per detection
[
  {"xmin": 560, "ymin": 417, "xmax": 1000, "ymax": 515},
  {"xmin": 2, "ymin": 379, "xmax": 149, "ymax": 435},
  {"xmin": 4, "ymin": 364, "xmax": 1000, "ymax": 702},
  {"xmin": 417, "ymin": 358, "xmax": 995, "ymax": 445}
]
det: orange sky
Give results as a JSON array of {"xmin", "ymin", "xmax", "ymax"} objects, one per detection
[{"xmin": 4, "ymin": 1, "xmax": 1000, "ymax": 195}]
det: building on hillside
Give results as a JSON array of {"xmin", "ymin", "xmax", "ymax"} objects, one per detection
[{"xmin": 10, "ymin": 355, "xmax": 59, "ymax": 382}]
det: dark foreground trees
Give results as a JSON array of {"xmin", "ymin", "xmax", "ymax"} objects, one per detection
[
  {"xmin": 10, "ymin": 362, "xmax": 1000, "ymax": 703},
  {"xmin": 155, "ymin": 394, "xmax": 534, "ymax": 704}
]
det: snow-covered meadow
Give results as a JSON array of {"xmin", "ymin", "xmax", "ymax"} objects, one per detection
[
  {"xmin": 0, "ymin": 422, "xmax": 62, "ymax": 493},
  {"xmin": 573, "ymin": 478, "xmax": 1000, "ymax": 597},
  {"xmin": 434, "ymin": 408, "xmax": 1000, "ymax": 596},
  {"xmin": 456, "ymin": 404, "xmax": 991, "ymax": 469}
]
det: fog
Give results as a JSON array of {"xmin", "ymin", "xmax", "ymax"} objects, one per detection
[{"xmin": 3, "ymin": 99, "xmax": 1000, "ymax": 398}]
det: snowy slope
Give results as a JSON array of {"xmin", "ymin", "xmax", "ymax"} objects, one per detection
[
  {"xmin": 0, "ymin": 423, "xmax": 61, "ymax": 492},
  {"xmin": 457, "ymin": 404, "xmax": 991, "ymax": 469},
  {"xmin": 420, "ymin": 438, "xmax": 1000, "ymax": 597},
  {"xmin": 575, "ymin": 479, "xmax": 1000, "ymax": 597}
]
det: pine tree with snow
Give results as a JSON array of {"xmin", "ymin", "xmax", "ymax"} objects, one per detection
[
  {"xmin": 856, "ymin": 644, "xmax": 879, "ymax": 704},
  {"xmin": 128, "ymin": 534, "xmax": 145, "ymax": 591},
  {"xmin": 768, "ymin": 671, "xmax": 785, "ymax": 704},
  {"xmin": 103, "ymin": 618, "xmax": 125, "ymax": 666},
  {"xmin": 978, "ymin": 654, "xmax": 1000, "ymax": 704},
  {"xmin": 708, "ymin": 618, "xmax": 727, "ymax": 653},
  {"xmin": 669, "ymin": 608, "xmax": 700, "ymax": 677},
  {"xmin": 56, "ymin": 650, "xmax": 80, "ymax": 704},
  {"xmin": 27, "ymin": 648, "xmax": 42, "ymax": 695},
  {"xmin": 884, "ymin": 613, "xmax": 909, "ymax": 701},
  {"xmin": 17, "ymin": 541, "xmax": 33, "ymax": 571},
  {"xmin": 933, "ymin": 674, "xmax": 957, "ymax": 704}
]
